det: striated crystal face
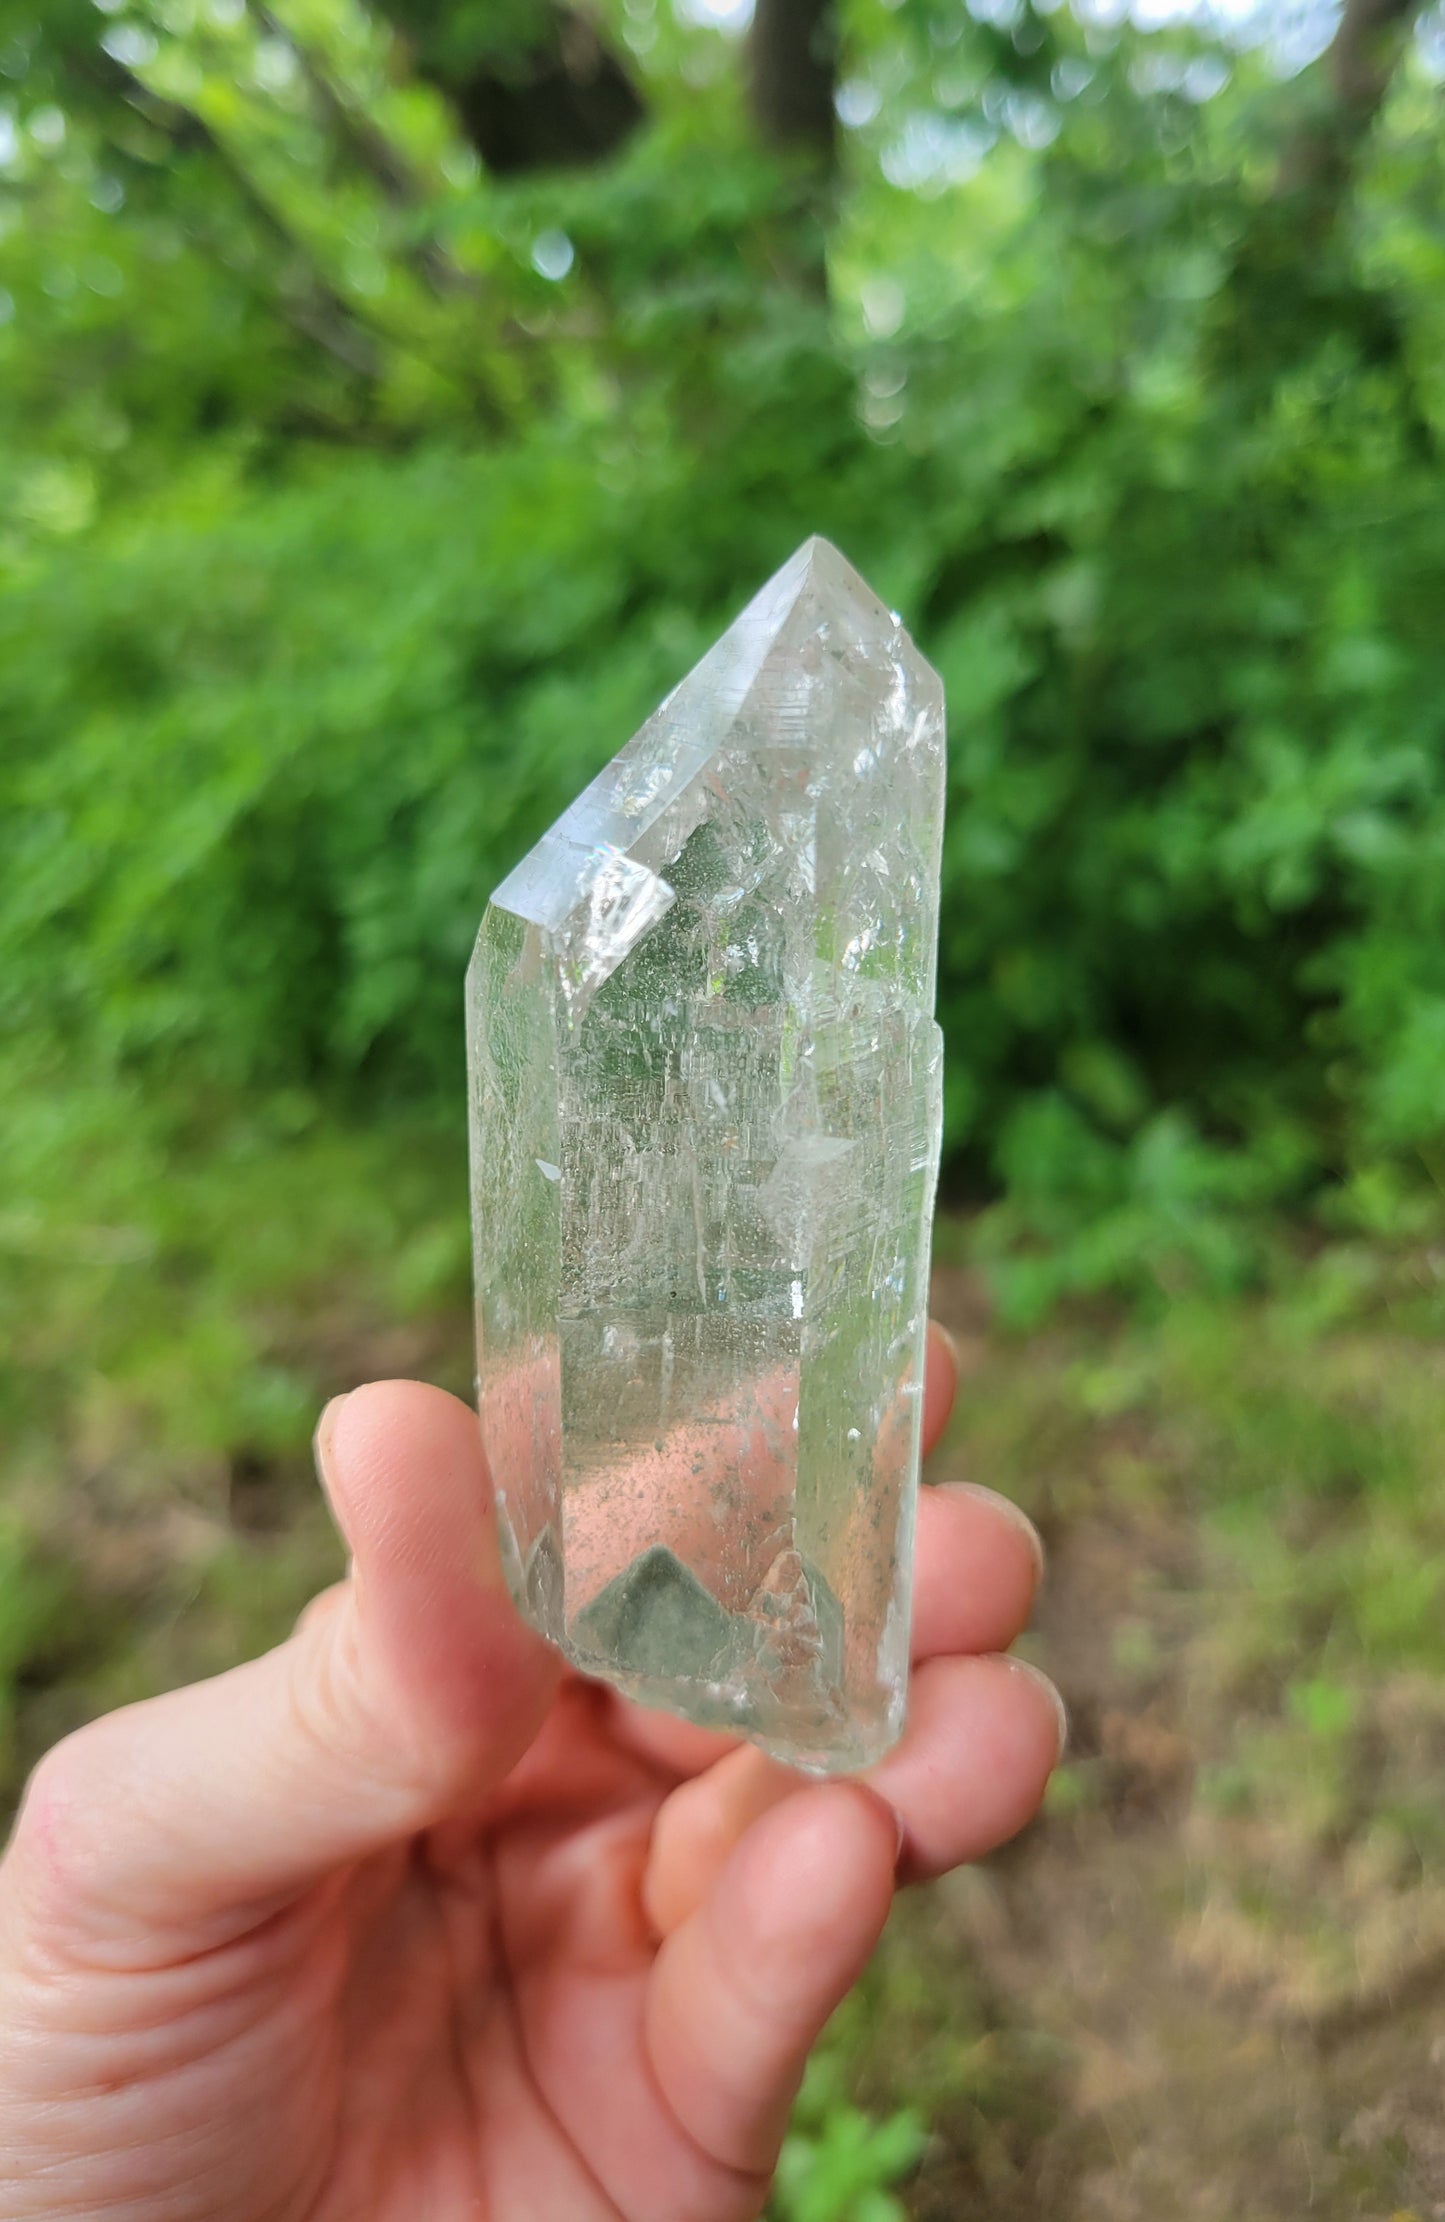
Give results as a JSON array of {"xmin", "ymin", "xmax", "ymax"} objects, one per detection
[{"xmin": 466, "ymin": 537, "xmax": 945, "ymax": 1771}]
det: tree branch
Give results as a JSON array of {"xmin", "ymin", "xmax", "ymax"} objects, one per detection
[
  {"xmin": 59, "ymin": 28, "xmax": 522, "ymax": 428},
  {"xmin": 60, "ymin": 40, "xmax": 387, "ymax": 381},
  {"xmin": 246, "ymin": 2, "xmax": 473, "ymax": 296}
]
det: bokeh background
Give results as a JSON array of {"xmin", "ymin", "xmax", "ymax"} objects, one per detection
[{"xmin": 3, "ymin": 0, "xmax": 1445, "ymax": 2211}]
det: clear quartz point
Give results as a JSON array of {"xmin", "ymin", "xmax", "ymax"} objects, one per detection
[{"xmin": 466, "ymin": 537, "xmax": 945, "ymax": 1771}]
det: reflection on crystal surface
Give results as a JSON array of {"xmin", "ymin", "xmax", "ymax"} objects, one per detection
[{"xmin": 467, "ymin": 537, "xmax": 945, "ymax": 1771}]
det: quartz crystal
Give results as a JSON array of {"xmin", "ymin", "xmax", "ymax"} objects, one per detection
[{"xmin": 466, "ymin": 537, "xmax": 944, "ymax": 1771}]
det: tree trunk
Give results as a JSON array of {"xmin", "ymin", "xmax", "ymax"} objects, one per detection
[
  {"xmin": 1213, "ymin": 0, "xmax": 1429, "ymax": 430},
  {"xmin": 1277, "ymin": 0, "xmax": 1424, "ymax": 218},
  {"xmin": 747, "ymin": 0, "xmax": 837, "ymax": 164}
]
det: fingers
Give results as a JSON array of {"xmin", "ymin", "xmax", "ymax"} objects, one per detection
[
  {"xmin": 644, "ymin": 1746, "xmax": 794, "ymax": 1936},
  {"xmin": 646, "ymin": 1783, "xmax": 897, "ymax": 2180},
  {"xmin": 910, "ymin": 1481, "xmax": 1043, "ymax": 1662},
  {"xmin": 642, "ymin": 1463, "xmax": 1049, "ymax": 1932},
  {"xmin": 920, "ymin": 1319, "xmax": 960, "ymax": 1457},
  {"xmin": 871, "ymin": 1652, "xmax": 1065, "ymax": 1882},
  {"xmin": 6, "ymin": 1383, "xmax": 558, "ymax": 1952},
  {"xmin": 643, "ymin": 1648, "xmax": 1062, "ymax": 1933}
]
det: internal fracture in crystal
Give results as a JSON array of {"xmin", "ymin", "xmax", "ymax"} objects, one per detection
[{"xmin": 466, "ymin": 537, "xmax": 945, "ymax": 1771}]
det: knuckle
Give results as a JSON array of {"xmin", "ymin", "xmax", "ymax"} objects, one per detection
[
  {"xmin": 284, "ymin": 1606, "xmax": 460, "ymax": 1820},
  {"xmin": 292, "ymin": 1580, "xmax": 348, "ymax": 1640},
  {"xmin": 284, "ymin": 1607, "xmax": 372, "ymax": 1775},
  {"xmin": 4, "ymin": 1727, "xmax": 114, "ymax": 1940}
]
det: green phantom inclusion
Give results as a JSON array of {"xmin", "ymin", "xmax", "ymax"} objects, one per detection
[{"xmin": 466, "ymin": 538, "xmax": 945, "ymax": 1772}]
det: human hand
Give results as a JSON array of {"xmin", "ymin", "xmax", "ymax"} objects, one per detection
[{"xmin": 0, "ymin": 1328, "xmax": 1062, "ymax": 2222}]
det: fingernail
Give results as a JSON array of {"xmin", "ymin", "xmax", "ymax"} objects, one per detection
[
  {"xmin": 313, "ymin": 1392, "xmax": 350, "ymax": 1479},
  {"xmin": 1006, "ymin": 1656, "xmax": 1069, "ymax": 1762},
  {"xmin": 863, "ymin": 1786, "xmax": 908, "ymax": 1867},
  {"xmin": 932, "ymin": 1322, "xmax": 963, "ymax": 1375},
  {"xmin": 940, "ymin": 1481, "xmax": 1045, "ymax": 1582}
]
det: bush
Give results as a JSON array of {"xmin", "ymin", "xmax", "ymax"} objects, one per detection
[{"xmin": 6, "ymin": 3, "xmax": 1445, "ymax": 1303}]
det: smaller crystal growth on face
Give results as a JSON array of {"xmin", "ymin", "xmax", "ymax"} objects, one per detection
[{"xmin": 467, "ymin": 538, "xmax": 945, "ymax": 1772}]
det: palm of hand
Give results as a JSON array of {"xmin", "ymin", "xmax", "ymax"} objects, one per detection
[
  {"xmin": 0, "ymin": 1363, "xmax": 1058, "ymax": 2222},
  {"xmin": 180, "ymin": 1685, "xmax": 856, "ymax": 2222}
]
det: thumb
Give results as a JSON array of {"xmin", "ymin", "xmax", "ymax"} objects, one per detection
[{"xmin": 5, "ymin": 1382, "xmax": 559, "ymax": 1951}]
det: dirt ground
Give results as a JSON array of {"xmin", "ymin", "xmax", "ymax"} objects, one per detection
[{"xmin": 870, "ymin": 1272, "xmax": 1445, "ymax": 2222}]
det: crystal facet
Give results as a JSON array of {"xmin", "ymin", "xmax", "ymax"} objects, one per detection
[{"xmin": 466, "ymin": 538, "xmax": 945, "ymax": 1771}]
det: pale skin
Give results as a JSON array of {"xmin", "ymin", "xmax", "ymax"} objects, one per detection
[{"xmin": 0, "ymin": 1327, "xmax": 1063, "ymax": 2222}]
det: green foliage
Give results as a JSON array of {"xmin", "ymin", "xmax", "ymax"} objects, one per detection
[
  {"xmin": 5, "ymin": 0, "xmax": 1445, "ymax": 1311},
  {"xmin": 0, "ymin": 1521, "xmax": 74, "ymax": 1778},
  {"xmin": 770, "ymin": 2050, "xmax": 927, "ymax": 2222}
]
